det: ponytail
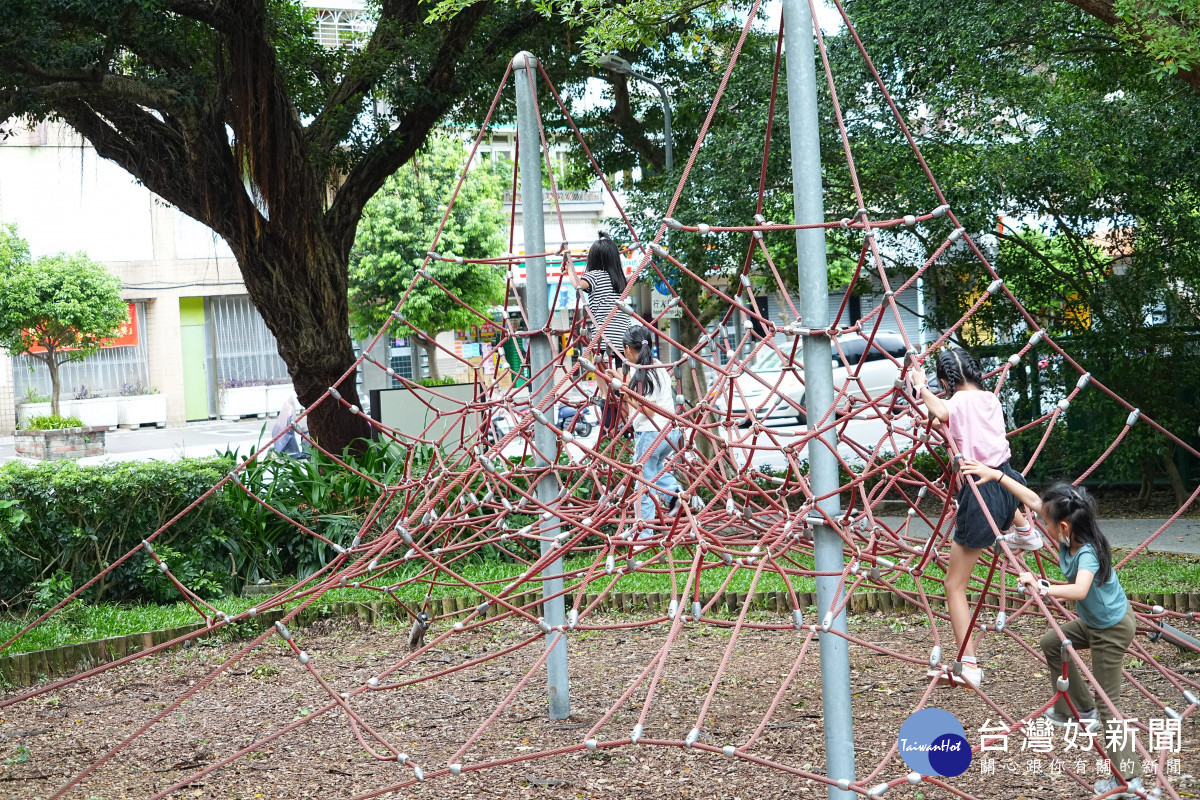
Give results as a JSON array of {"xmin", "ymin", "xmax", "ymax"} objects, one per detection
[
  {"xmin": 1041, "ymin": 483, "xmax": 1113, "ymax": 585},
  {"xmin": 622, "ymin": 324, "xmax": 658, "ymax": 396}
]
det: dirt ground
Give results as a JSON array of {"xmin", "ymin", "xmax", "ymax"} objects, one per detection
[{"xmin": 2, "ymin": 610, "xmax": 1198, "ymax": 800}]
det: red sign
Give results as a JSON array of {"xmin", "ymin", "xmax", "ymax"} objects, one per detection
[{"xmin": 26, "ymin": 303, "xmax": 138, "ymax": 354}]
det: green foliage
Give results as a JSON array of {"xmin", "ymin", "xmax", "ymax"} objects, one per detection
[
  {"xmin": 1111, "ymin": 0, "xmax": 1200, "ymax": 82},
  {"xmin": 0, "ymin": 249, "xmax": 126, "ymax": 358},
  {"xmin": 0, "ymin": 238, "xmax": 127, "ymax": 416},
  {"xmin": 220, "ymin": 437, "xmax": 425, "ymax": 580},
  {"xmin": 22, "ymin": 415, "xmax": 84, "ymax": 430},
  {"xmin": 0, "ymin": 458, "xmax": 257, "ymax": 608},
  {"xmin": 349, "ymin": 134, "xmax": 508, "ymax": 340}
]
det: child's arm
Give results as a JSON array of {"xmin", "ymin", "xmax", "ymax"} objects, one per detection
[
  {"xmin": 962, "ymin": 459, "xmax": 1043, "ymax": 516},
  {"xmin": 565, "ymin": 258, "xmax": 588, "ymax": 291},
  {"xmin": 909, "ymin": 369, "xmax": 949, "ymax": 423},
  {"xmin": 1017, "ymin": 569, "xmax": 1094, "ymax": 602}
]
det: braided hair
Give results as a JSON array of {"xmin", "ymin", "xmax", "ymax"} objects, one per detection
[
  {"xmin": 935, "ymin": 348, "xmax": 984, "ymax": 395},
  {"xmin": 1040, "ymin": 483, "xmax": 1113, "ymax": 585},
  {"xmin": 622, "ymin": 324, "xmax": 658, "ymax": 397}
]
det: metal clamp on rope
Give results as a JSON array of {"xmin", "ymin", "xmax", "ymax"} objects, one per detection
[
  {"xmin": 1007, "ymin": 353, "xmax": 1021, "ymax": 367},
  {"xmin": 1028, "ymin": 330, "xmax": 1045, "ymax": 346},
  {"xmin": 697, "ymin": 223, "xmax": 711, "ymax": 235},
  {"xmin": 986, "ymin": 278, "xmax": 1003, "ymax": 294},
  {"xmin": 416, "ymin": 268, "xmax": 431, "ymax": 279},
  {"xmin": 665, "ymin": 217, "xmax": 683, "ymax": 230},
  {"xmin": 903, "ymin": 214, "xmax": 917, "ymax": 226},
  {"xmin": 328, "ymin": 386, "xmax": 342, "ymax": 401},
  {"xmin": 1056, "ymin": 676, "xmax": 1069, "ymax": 691},
  {"xmin": 1127, "ymin": 408, "xmax": 1141, "ymax": 426},
  {"xmin": 1077, "ymin": 372, "xmax": 1091, "ymax": 389},
  {"xmin": 617, "ymin": 299, "xmax": 637, "ymax": 316},
  {"xmin": 1057, "ymin": 398, "xmax": 1071, "ymax": 412},
  {"xmin": 141, "ymin": 539, "xmax": 155, "ymax": 554},
  {"xmin": 684, "ymin": 727, "xmax": 700, "ymax": 748},
  {"xmin": 931, "ymin": 204, "xmax": 950, "ymax": 218},
  {"xmin": 274, "ymin": 621, "xmax": 292, "ymax": 641},
  {"xmin": 649, "ymin": 242, "xmax": 669, "ymax": 259}
]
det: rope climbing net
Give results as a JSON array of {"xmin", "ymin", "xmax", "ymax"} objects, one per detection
[{"xmin": 3, "ymin": 2, "xmax": 1198, "ymax": 798}]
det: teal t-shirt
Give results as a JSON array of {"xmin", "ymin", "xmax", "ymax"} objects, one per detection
[{"xmin": 1059, "ymin": 542, "xmax": 1127, "ymax": 629}]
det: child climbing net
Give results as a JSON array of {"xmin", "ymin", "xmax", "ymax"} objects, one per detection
[{"xmin": 2, "ymin": 2, "xmax": 1197, "ymax": 799}]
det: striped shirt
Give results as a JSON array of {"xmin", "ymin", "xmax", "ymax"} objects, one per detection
[{"xmin": 581, "ymin": 271, "xmax": 631, "ymax": 355}]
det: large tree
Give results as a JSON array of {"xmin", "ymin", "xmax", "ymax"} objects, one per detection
[
  {"xmin": 0, "ymin": 0, "xmax": 574, "ymax": 453},
  {"xmin": 349, "ymin": 134, "xmax": 507, "ymax": 381}
]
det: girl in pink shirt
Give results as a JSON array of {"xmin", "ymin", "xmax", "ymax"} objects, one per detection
[{"xmin": 911, "ymin": 348, "xmax": 1038, "ymax": 689}]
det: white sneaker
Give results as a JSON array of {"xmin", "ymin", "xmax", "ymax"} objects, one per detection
[
  {"xmin": 926, "ymin": 663, "xmax": 983, "ymax": 690},
  {"xmin": 1094, "ymin": 775, "xmax": 1143, "ymax": 798},
  {"xmin": 958, "ymin": 661, "xmax": 983, "ymax": 689},
  {"xmin": 1043, "ymin": 707, "xmax": 1100, "ymax": 731},
  {"xmin": 999, "ymin": 528, "xmax": 1043, "ymax": 551}
]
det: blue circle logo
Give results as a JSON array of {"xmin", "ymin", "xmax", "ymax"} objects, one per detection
[
  {"xmin": 654, "ymin": 277, "xmax": 672, "ymax": 295},
  {"xmin": 897, "ymin": 708, "xmax": 972, "ymax": 777}
]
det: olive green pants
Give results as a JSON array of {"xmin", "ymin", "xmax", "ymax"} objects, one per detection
[{"xmin": 1039, "ymin": 608, "xmax": 1139, "ymax": 779}]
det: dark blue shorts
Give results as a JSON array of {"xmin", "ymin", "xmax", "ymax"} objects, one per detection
[{"xmin": 953, "ymin": 460, "xmax": 1027, "ymax": 549}]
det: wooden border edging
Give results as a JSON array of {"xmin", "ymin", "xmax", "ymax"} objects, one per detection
[{"xmin": 2, "ymin": 591, "xmax": 1197, "ymax": 689}]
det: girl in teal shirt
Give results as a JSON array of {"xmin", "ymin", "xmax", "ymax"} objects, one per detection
[{"xmin": 963, "ymin": 461, "xmax": 1142, "ymax": 798}]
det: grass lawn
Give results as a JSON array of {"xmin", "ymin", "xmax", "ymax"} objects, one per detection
[{"xmin": 2, "ymin": 547, "xmax": 1197, "ymax": 657}]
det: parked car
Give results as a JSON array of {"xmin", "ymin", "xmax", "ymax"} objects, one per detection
[{"xmin": 709, "ymin": 332, "xmax": 911, "ymax": 427}]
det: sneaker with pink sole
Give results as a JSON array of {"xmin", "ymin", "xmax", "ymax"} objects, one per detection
[{"xmin": 999, "ymin": 528, "xmax": 1043, "ymax": 551}]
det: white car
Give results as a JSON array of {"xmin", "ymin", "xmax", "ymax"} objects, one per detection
[{"xmin": 710, "ymin": 332, "xmax": 911, "ymax": 427}]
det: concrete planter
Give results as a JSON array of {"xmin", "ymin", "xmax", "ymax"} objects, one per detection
[
  {"xmin": 14, "ymin": 425, "xmax": 107, "ymax": 461},
  {"xmin": 16, "ymin": 401, "xmax": 53, "ymax": 427},
  {"xmin": 117, "ymin": 394, "xmax": 168, "ymax": 429},
  {"xmin": 62, "ymin": 397, "xmax": 120, "ymax": 431},
  {"xmin": 219, "ymin": 386, "xmax": 269, "ymax": 420},
  {"xmin": 265, "ymin": 384, "xmax": 296, "ymax": 415}
]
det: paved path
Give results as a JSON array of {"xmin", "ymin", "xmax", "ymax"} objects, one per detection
[
  {"xmin": 0, "ymin": 419, "xmax": 270, "ymax": 466},
  {"xmin": 880, "ymin": 516, "xmax": 1200, "ymax": 556}
]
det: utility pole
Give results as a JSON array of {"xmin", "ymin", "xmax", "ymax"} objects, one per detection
[
  {"xmin": 781, "ymin": 3, "xmax": 857, "ymax": 798},
  {"xmin": 513, "ymin": 51, "xmax": 571, "ymax": 720}
]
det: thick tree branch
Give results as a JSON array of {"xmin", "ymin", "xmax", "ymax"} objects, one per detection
[
  {"xmin": 607, "ymin": 74, "xmax": 663, "ymax": 172},
  {"xmin": 1063, "ymin": 0, "xmax": 1200, "ymax": 91},
  {"xmin": 325, "ymin": 3, "xmax": 534, "ymax": 253},
  {"xmin": 305, "ymin": 0, "xmax": 422, "ymax": 154}
]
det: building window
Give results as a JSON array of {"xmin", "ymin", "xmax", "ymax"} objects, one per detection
[
  {"xmin": 390, "ymin": 354, "xmax": 412, "ymax": 384},
  {"xmin": 312, "ymin": 9, "xmax": 368, "ymax": 48}
]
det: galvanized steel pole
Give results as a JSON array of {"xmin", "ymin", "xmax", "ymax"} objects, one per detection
[
  {"xmin": 781, "ymin": 4, "xmax": 857, "ymax": 798},
  {"xmin": 513, "ymin": 51, "xmax": 571, "ymax": 720}
]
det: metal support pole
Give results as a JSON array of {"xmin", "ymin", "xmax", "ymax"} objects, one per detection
[
  {"xmin": 782, "ymin": 2, "xmax": 856, "ymax": 798},
  {"xmin": 513, "ymin": 51, "xmax": 571, "ymax": 720}
]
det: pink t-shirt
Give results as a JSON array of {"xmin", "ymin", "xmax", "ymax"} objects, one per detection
[{"xmin": 944, "ymin": 390, "xmax": 1011, "ymax": 467}]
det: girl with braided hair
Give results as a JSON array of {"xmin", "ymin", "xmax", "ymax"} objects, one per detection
[
  {"xmin": 958, "ymin": 470, "xmax": 1140, "ymax": 798},
  {"xmin": 911, "ymin": 347, "xmax": 1036, "ymax": 689}
]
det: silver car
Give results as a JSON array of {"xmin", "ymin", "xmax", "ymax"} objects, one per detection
[{"xmin": 710, "ymin": 332, "xmax": 911, "ymax": 427}]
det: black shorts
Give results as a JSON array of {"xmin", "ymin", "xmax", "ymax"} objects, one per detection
[{"xmin": 953, "ymin": 460, "xmax": 1027, "ymax": 549}]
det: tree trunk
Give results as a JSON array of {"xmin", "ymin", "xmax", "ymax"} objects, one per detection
[
  {"xmin": 1162, "ymin": 445, "xmax": 1190, "ymax": 507},
  {"xmin": 421, "ymin": 337, "xmax": 442, "ymax": 382},
  {"xmin": 1138, "ymin": 458, "xmax": 1155, "ymax": 508},
  {"xmin": 47, "ymin": 356, "xmax": 61, "ymax": 419},
  {"xmin": 234, "ymin": 242, "xmax": 371, "ymax": 457}
]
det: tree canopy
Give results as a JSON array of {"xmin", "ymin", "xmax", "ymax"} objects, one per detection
[
  {"xmin": 349, "ymin": 134, "xmax": 508, "ymax": 381},
  {"xmin": 0, "ymin": 228, "xmax": 128, "ymax": 418},
  {"xmin": 0, "ymin": 0, "xmax": 578, "ymax": 453}
]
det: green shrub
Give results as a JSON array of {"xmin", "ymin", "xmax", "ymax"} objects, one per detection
[
  {"xmin": 0, "ymin": 457, "xmax": 273, "ymax": 607},
  {"xmin": 23, "ymin": 414, "xmax": 84, "ymax": 430}
]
